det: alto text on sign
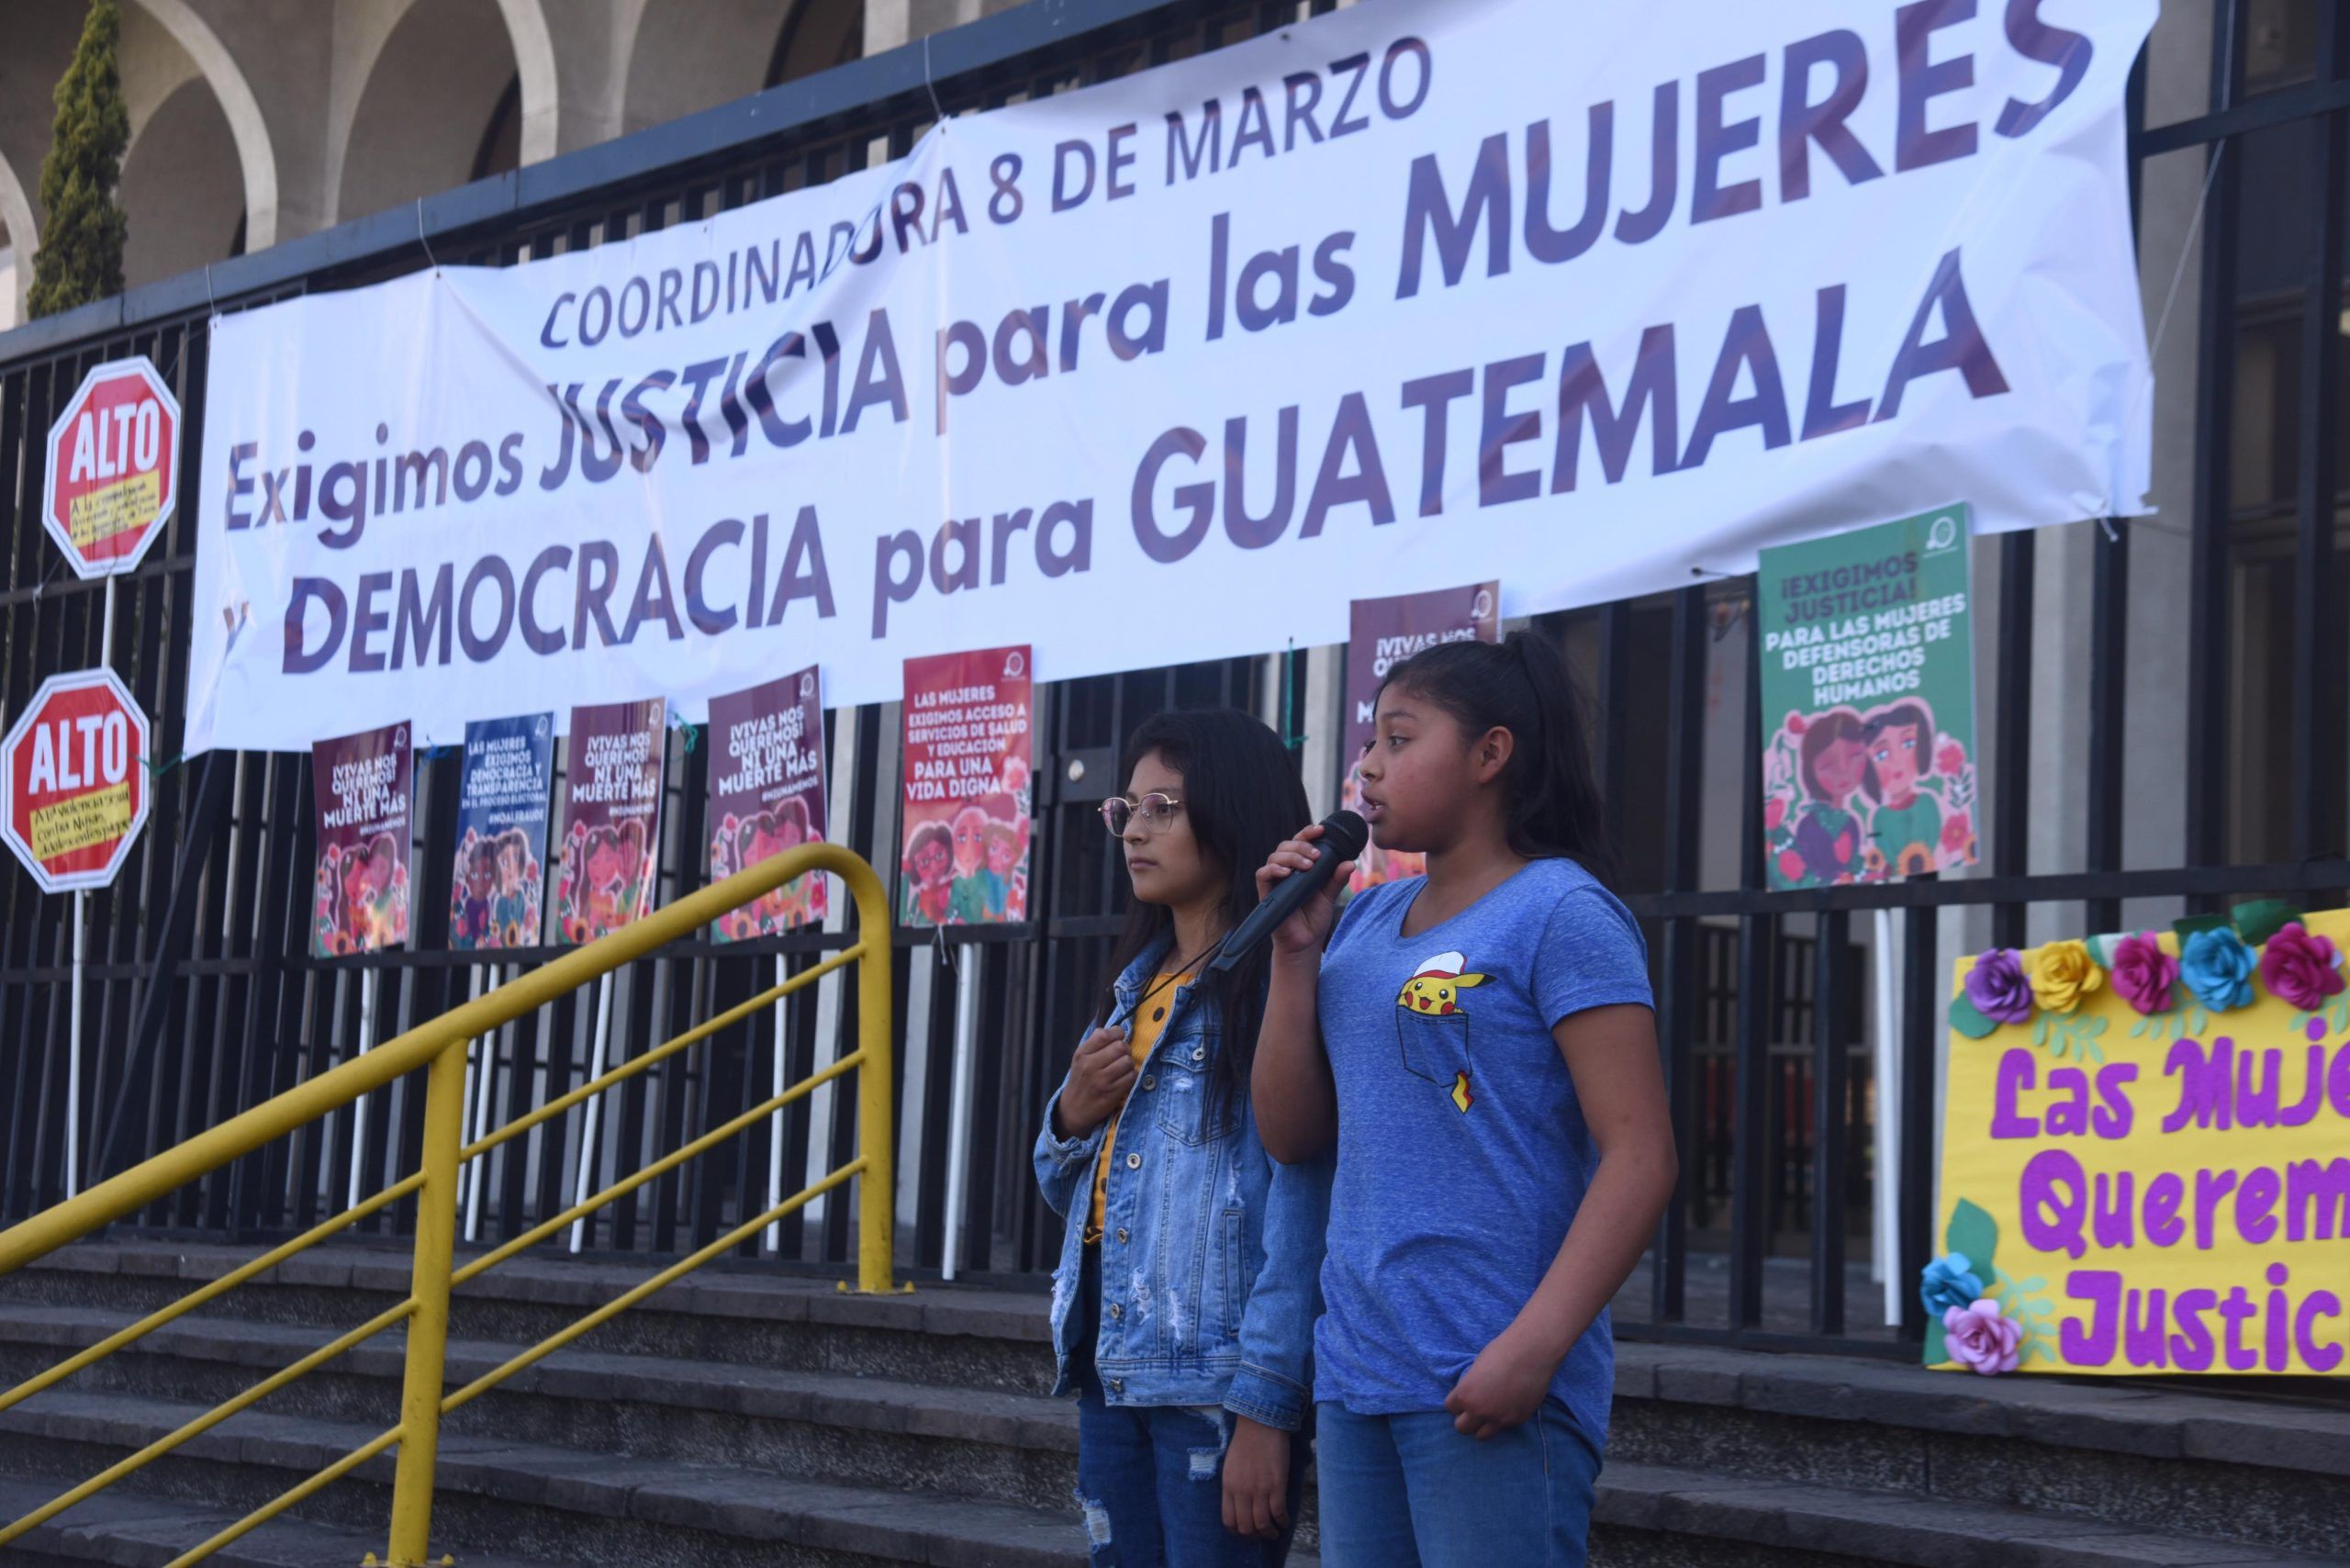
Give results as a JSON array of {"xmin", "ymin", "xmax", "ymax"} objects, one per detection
[
  {"xmin": 2, "ymin": 668, "xmax": 152, "ymax": 893},
  {"xmin": 44, "ymin": 357, "xmax": 181, "ymax": 578}
]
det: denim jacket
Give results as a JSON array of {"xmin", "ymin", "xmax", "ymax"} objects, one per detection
[{"xmin": 1033, "ymin": 939, "xmax": 1332, "ymax": 1431}]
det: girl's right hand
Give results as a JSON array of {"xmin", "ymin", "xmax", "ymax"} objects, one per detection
[
  {"xmin": 1054, "ymin": 1025, "xmax": 1136, "ymax": 1137},
  {"xmin": 1255, "ymin": 826, "xmax": 1356, "ymax": 956}
]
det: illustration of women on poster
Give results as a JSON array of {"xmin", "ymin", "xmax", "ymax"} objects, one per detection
[
  {"xmin": 1766, "ymin": 709, "xmax": 1869, "ymax": 889},
  {"xmin": 452, "ymin": 827, "xmax": 543, "ymax": 948},
  {"xmin": 901, "ymin": 821, "xmax": 954, "ymax": 925},
  {"xmin": 316, "ymin": 833, "xmax": 409, "ymax": 955},
  {"xmin": 555, "ymin": 818, "xmax": 650, "ymax": 943},
  {"xmin": 490, "ymin": 830, "xmax": 541, "ymax": 946},
  {"xmin": 711, "ymin": 798, "xmax": 822, "ymax": 938},
  {"xmin": 1862, "ymin": 700, "xmax": 1947, "ymax": 878},
  {"xmin": 1763, "ymin": 696, "xmax": 1976, "ymax": 887}
]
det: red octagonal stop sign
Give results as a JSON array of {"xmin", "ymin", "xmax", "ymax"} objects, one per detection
[
  {"xmin": 3, "ymin": 668, "xmax": 151, "ymax": 894},
  {"xmin": 44, "ymin": 357, "xmax": 180, "ymax": 579}
]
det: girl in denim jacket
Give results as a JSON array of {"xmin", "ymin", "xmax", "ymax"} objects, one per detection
[{"xmin": 1035, "ymin": 708, "xmax": 1333, "ymax": 1566}]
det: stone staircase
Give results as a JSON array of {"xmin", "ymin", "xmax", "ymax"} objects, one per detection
[{"xmin": 0, "ymin": 1238, "xmax": 2344, "ymax": 1566}]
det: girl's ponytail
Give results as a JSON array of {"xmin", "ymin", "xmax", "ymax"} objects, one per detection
[{"xmin": 1380, "ymin": 628, "xmax": 1617, "ymax": 884}]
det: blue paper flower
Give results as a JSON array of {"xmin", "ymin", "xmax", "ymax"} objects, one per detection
[
  {"xmin": 1919, "ymin": 1252, "xmax": 1985, "ymax": 1318},
  {"xmin": 2180, "ymin": 928, "xmax": 2256, "ymax": 1013}
]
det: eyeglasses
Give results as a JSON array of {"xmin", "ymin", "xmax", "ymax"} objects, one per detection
[{"xmin": 1100, "ymin": 793, "xmax": 1183, "ymax": 836}]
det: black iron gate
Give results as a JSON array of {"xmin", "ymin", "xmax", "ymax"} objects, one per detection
[{"xmin": 3, "ymin": 0, "xmax": 2345, "ymax": 1361}]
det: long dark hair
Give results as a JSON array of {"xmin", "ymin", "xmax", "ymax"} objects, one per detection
[
  {"xmin": 1097, "ymin": 707, "xmax": 1309, "ymax": 1123},
  {"xmin": 1379, "ymin": 629, "xmax": 1617, "ymax": 884}
]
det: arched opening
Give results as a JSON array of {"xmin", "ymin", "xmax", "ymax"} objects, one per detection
[
  {"xmin": 619, "ymin": 0, "xmax": 861, "ymax": 138},
  {"xmin": 338, "ymin": 0, "xmax": 523, "ymax": 224},
  {"xmin": 767, "ymin": 0, "xmax": 862, "ymax": 87},
  {"xmin": 125, "ymin": 0, "xmax": 277, "ymax": 253},
  {"xmin": 120, "ymin": 74, "xmax": 246, "ymax": 289},
  {"xmin": 0, "ymin": 149, "xmax": 34, "ymax": 330},
  {"xmin": 475, "ymin": 75, "xmax": 522, "ymax": 183}
]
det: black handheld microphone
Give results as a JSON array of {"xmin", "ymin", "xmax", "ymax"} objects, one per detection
[{"xmin": 1207, "ymin": 810, "xmax": 1369, "ymax": 974}]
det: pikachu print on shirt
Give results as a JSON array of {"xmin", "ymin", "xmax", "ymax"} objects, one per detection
[{"xmin": 1397, "ymin": 950, "xmax": 1486, "ymax": 1113}]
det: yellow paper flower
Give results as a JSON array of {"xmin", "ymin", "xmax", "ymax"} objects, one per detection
[{"xmin": 2029, "ymin": 939, "xmax": 2104, "ymax": 1014}]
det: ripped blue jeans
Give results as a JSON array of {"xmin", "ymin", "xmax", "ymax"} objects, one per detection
[{"xmin": 1071, "ymin": 1247, "xmax": 1300, "ymax": 1567}]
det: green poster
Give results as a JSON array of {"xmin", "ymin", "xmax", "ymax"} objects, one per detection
[{"xmin": 1757, "ymin": 505, "xmax": 1978, "ymax": 890}]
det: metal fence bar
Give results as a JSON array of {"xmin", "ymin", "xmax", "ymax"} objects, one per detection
[{"xmin": 2289, "ymin": 3, "xmax": 2346, "ymax": 874}]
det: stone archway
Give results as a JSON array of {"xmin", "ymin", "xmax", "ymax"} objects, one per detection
[
  {"xmin": 618, "ymin": 0, "xmax": 861, "ymax": 138},
  {"xmin": 333, "ymin": 0, "xmax": 530, "ymax": 226},
  {"xmin": 120, "ymin": 75, "xmax": 246, "ymax": 288},
  {"xmin": 130, "ymin": 0, "xmax": 277, "ymax": 252},
  {"xmin": 0, "ymin": 148, "xmax": 34, "ymax": 326}
]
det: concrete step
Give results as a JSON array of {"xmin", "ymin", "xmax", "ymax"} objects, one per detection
[
  {"xmin": 1610, "ymin": 1343, "xmax": 2350, "ymax": 1560},
  {"xmin": 0, "ymin": 1474, "xmax": 544, "ymax": 1568},
  {"xmin": 0, "ymin": 1301, "xmax": 1083, "ymax": 1517},
  {"xmin": 0, "ymin": 1386, "xmax": 1096, "ymax": 1568},
  {"xmin": 1, "ymin": 1385, "xmax": 2328, "ymax": 1568},
  {"xmin": 0, "ymin": 1240, "xmax": 1054, "ymax": 1394},
  {"xmin": 7, "ymin": 1259, "xmax": 2346, "ymax": 1559},
  {"xmin": 1593, "ymin": 1463, "xmax": 2341, "ymax": 1568},
  {"xmin": 8, "ymin": 1238, "xmax": 2349, "ymax": 1564}
]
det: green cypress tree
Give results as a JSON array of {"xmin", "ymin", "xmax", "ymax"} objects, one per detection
[{"xmin": 28, "ymin": 0, "xmax": 129, "ymax": 319}]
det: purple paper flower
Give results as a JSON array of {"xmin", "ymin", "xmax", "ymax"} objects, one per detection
[
  {"xmin": 1943, "ymin": 1298, "xmax": 2023, "ymax": 1376},
  {"xmin": 2110, "ymin": 933, "xmax": 2178, "ymax": 1016},
  {"xmin": 2260, "ymin": 922, "xmax": 2346, "ymax": 1013},
  {"xmin": 1964, "ymin": 949, "xmax": 2033, "ymax": 1025}
]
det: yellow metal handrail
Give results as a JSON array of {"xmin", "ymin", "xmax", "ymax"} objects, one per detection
[{"xmin": 0, "ymin": 842, "xmax": 897, "ymax": 1568}]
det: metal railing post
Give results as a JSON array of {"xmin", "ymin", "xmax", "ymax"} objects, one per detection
[
  {"xmin": 851, "ymin": 866, "xmax": 896, "ymax": 1294},
  {"xmin": 385, "ymin": 1036, "xmax": 465, "ymax": 1565}
]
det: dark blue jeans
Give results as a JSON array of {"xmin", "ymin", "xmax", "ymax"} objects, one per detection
[
  {"xmin": 1069, "ymin": 1249, "xmax": 1301, "ymax": 1567},
  {"xmin": 1314, "ymin": 1398, "xmax": 1602, "ymax": 1567}
]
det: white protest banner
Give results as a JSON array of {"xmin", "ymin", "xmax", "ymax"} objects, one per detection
[{"xmin": 185, "ymin": 0, "xmax": 2154, "ymax": 755}]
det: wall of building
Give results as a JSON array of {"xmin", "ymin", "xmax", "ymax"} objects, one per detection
[{"xmin": 0, "ymin": 0, "xmax": 887, "ymax": 316}]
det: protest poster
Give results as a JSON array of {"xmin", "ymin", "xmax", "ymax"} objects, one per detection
[
  {"xmin": 553, "ymin": 699, "xmax": 666, "ymax": 945},
  {"xmin": 1757, "ymin": 505, "xmax": 1978, "ymax": 890},
  {"xmin": 1932, "ymin": 910, "xmax": 2350, "ymax": 1376},
  {"xmin": 309, "ymin": 722, "xmax": 412, "ymax": 957},
  {"xmin": 1341, "ymin": 583, "xmax": 1497, "ymax": 892},
  {"xmin": 707, "ymin": 667, "xmax": 830, "ymax": 940},
  {"xmin": 901, "ymin": 647, "xmax": 1032, "ymax": 928},
  {"xmin": 185, "ymin": 0, "xmax": 2155, "ymax": 756},
  {"xmin": 449, "ymin": 713, "xmax": 554, "ymax": 950}
]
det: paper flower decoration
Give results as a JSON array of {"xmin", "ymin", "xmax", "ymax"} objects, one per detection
[
  {"xmin": 2181, "ymin": 928, "xmax": 2256, "ymax": 1013},
  {"xmin": 1965, "ymin": 949, "xmax": 2034, "ymax": 1025},
  {"xmin": 1919, "ymin": 1253, "xmax": 1984, "ymax": 1318},
  {"xmin": 2109, "ymin": 933, "xmax": 2178, "ymax": 1016},
  {"xmin": 1942, "ymin": 1298, "xmax": 2024, "ymax": 1376},
  {"xmin": 2029, "ymin": 940, "xmax": 2104, "ymax": 1014},
  {"xmin": 2259, "ymin": 922, "xmax": 2345, "ymax": 1013}
]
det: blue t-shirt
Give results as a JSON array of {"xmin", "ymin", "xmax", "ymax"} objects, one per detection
[{"xmin": 1313, "ymin": 858, "xmax": 1653, "ymax": 1444}]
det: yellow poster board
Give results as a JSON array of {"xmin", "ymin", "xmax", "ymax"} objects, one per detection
[{"xmin": 1932, "ymin": 908, "xmax": 2350, "ymax": 1376}]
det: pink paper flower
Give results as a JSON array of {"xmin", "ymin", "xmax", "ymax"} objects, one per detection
[
  {"xmin": 1764, "ymin": 797, "xmax": 1787, "ymax": 832},
  {"xmin": 2110, "ymin": 933, "xmax": 2178, "ymax": 1016},
  {"xmin": 1940, "ymin": 812, "xmax": 1973, "ymax": 856},
  {"xmin": 1943, "ymin": 1298, "xmax": 2023, "ymax": 1375},
  {"xmin": 2260, "ymin": 922, "xmax": 2346, "ymax": 1013},
  {"xmin": 1776, "ymin": 849, "xmax": 1807, "ymax": 882},
  {"xmin": 1936, "ymin": 740, "xmax": 1966, "ymax": 778}
]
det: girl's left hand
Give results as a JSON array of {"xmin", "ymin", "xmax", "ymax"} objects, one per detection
[
  {"xmin": 1220, "ymin": 1416, "xmax": 1290, "ymax": 1540},
  {"xmin": 1444, "ymin": 1330, "xmax": 1558, "ymax": 1439}
]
